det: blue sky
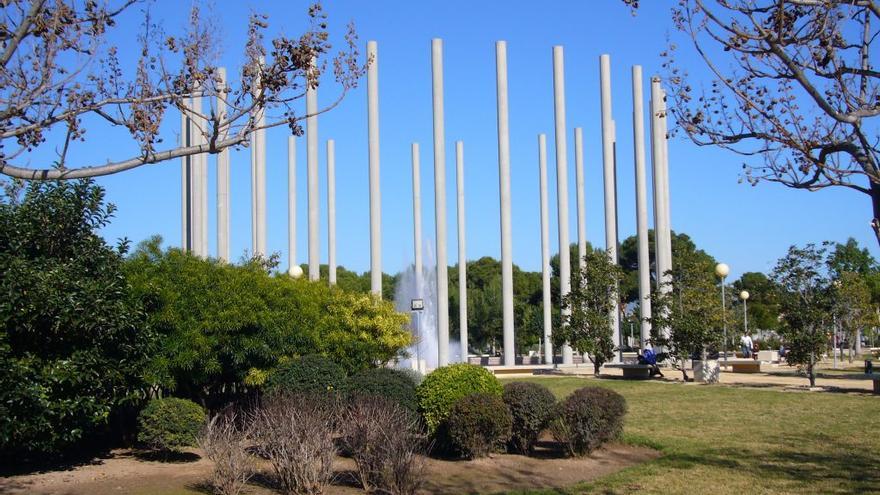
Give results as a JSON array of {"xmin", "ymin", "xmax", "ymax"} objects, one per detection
[{"xmin": 35, "ymin": 0, "xmax": 878, "ymax": 279}]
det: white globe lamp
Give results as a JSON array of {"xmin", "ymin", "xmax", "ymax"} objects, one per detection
[
  {"xmin": 715, "ymin": 263, "xmax": 730, "ymax": 278},
  {"xmin": 289, "ymin": 265, "xmax": 304, "ymax": 279}
]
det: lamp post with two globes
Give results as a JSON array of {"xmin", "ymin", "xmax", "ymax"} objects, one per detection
[{"xmin": 715, "ymin": 263, "xmax": 730, "ymax": 363}]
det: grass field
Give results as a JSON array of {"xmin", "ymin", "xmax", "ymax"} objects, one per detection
[{"xmin": 505, "ymin": 377, "xmax": 880, "ymax": 495}]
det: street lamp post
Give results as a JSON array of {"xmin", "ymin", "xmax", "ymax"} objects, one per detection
[
  {"xmin": 715, "ymin": 263, "xmax": 730, "ymax": 363},
  {"xmin": 740, "ymin": 289, "xmax": 750, "ymax": 336}
]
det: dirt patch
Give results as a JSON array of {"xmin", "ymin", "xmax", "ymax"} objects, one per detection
[{"xmin": 0, "ymin": 442, "xmax": 658, "ymax": 495}]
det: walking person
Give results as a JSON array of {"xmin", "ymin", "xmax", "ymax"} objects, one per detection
[{"xmin": 740, "ymin": 333, "xmax": 753, "ymax": 358}]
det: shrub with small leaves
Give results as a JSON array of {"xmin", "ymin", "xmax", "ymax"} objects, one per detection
[
  {"xmin": 137, "ymin": 397, "xmax": 206, "ymax": 452},
  {"xmin": 502, "ymin": 381, "xmax": 556, "ymax": 454},
  {"xmin": 445, "ymin": 393, "xmax": 512, "ymax": 459},
  {"xmin": 550, "ymin": 386, "xmax": 626, "ymax": 456},
  {"xmin": 416, "ymin": 363, "xmax": 502, "ymax": 434},
  {"xmin": 342, "ymin": 367, "xmax": 419, "ymax": 412},
  {"xmin": 265, "ymin": 355, "xmax": 346, "ymax": 395}
]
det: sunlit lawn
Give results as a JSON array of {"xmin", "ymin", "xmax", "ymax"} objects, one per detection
[{"xmin": 504, "ymin": 376, "xmax": 880, "ymax": 495}]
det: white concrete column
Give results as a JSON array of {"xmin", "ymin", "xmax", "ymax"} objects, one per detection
[
  {"xmin": 200, "ymin": 96, "xmax": 209, "ymax": 258},
  {"xmin": 412, "ymin": 143, "xmax": 423, "ymax": 294},
  {"xmin": 632, "ymin": 66, "xmax": 652, "ymax": 347},
  {"xmin": 600, "ymin": 54, "xmax": 621, "ymax": 363},
  {"xmin": 288, "ymin": 136, "xmax": 298, "ymax": 276},
  {"xmin": 367, "ymin": 40, "xmax": 382, "ymax": 297},
  {"xmin": 307, "ymin": 61, "xmax": 320, "ymax": 281},
  {"xmin": 181, "ymin": 105, "xmax": 192, "ymax": 252},
  {"xmin": 327, "ymin": 139, "xmax": 336, "ymax": 285},
  {"xmin": 216, "ymin": 68, "xmax": 230, "ymax": 263},
  {"xmin": 250, "ymin": 62, "xmax": 266, "ymax": 259},
  {"xmin": 455, "ymin": 141, "xmax": 468, "ymax": 363},
  {"xmin": 432, "ymin": 38, "xmax": 450, "ymax": 367},
  {"xmin": 190, "ymin": 91, "xmax": 203, "ymax": 257},
  {"xmin": 651, "ymin": 77, "xmax": 672, "ymax": 340},
  {"xmin": 538, "ymin": 134, "xmax": 553, "ymax": 365},
  {"xmin": 575, "ymin": 127, "xmax": 586, "ymax": 271},
  {"xmin": 496, "ymin": 41, "xmax": 515, "ymax": 367},
  {"xmin": 552, "ymin": 46, "xmax": 573, "ymax": 365}
]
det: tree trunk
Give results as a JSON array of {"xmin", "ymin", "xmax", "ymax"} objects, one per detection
[
  {"xmin": 594, "ymin": 359, "xmax": 601, "ymax": 377},
  {"xmin": 809, "ymin": 352, "xmax": 816, "ymax": 388},
  {"xmin": 855, "ymin": 328, "xmax": 862, "ymax": 357},
  {"xmin": 680, "ymin": 358, "xmax": 690, "ymax": 382},
  {"xmin": 849, "ymin": 336, "xmax": 853, "ymax": 363}
]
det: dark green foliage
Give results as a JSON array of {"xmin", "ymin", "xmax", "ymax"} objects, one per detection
[
  {"xmin": 0, "ymin": 180, "xmax": 153, "ymax": 458},
  {"xmin": 416, "ymin": 363, "xmax": 503, "ymax": 434},
  {"xmin": 125, "ymin": 240, "xmax": 410, "ymax": 403},
  {"xmin": 502, "ymin": 382, "xmax": 556, "ymax": 454},
  {"xmin": 446, "ymin": 393, "xmax": 512, "ymax": 459},
  {"xmin": 342, "ymin": 367, "xmax": 419, "ymax": 412},
  {"xmin": 266, "ymin": 355, "xmax": 347, "ymax": 395},
  {"xmin": 550, "ymin": 386, "xmax": 626, "ymax": 456},
  {"xmin": 137, "ymin": 397, "xmax": 206, "ymax": 452}
]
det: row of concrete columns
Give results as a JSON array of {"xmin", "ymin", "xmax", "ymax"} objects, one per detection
[{"xmin": 179, "ymin": 39, "xmax": 673, "ymax": 368}]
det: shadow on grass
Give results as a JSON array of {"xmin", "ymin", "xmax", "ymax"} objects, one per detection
[
  {"xmin": 0, "ymin": 447, "xmax": 113, "ymax": 477},
  {"xmin": 132, "ymin": 449, "xmax": 201, "ymax": 463}
]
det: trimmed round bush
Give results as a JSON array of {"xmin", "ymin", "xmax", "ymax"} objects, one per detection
[
  {"xmin": 550, "ymin": 386, "xmax": 626, "ymax": 456},
  {"xmin": 342, "ymin": 367, "xmax": 419, "ymax": 412},
  {"xmin": 137, "ymin": 397, "xmax": 206, "ymax": 452},
  {"xmin": 502, "ymin": 381, "xmax": 556, "ymax": 454},
  {"xmin": 416, "ymin": 363, "xmax": 503, "ymax": 433},
  {"xmin": 266, "ymin": 355, "xmax": 346, "ymax": 394},
  {"xmin": 446, "ymin": 393, "xmax": 512, "ymax": 459}
]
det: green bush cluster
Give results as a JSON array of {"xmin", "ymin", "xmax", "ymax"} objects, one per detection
[
  {"xmin": 415, "ymin": 363, "xmax": 503, "ymax": 433},
  {"xmin": 342, "ymin": 367, "xmax": 420, "ymax": 412},
  {"xmin": 550, "ymin": 386, "xmax": 627, "ymax": 456},
  {"xmin": 266, "ymin": 355, "xmax": 347, "ymax": 394},
  {"xmin": 502, "ymin": 381, "xmax": 556, "ymax": 454},
  {"xmin": 137, "ymin": 398, "xmax": 206, "ymax": 452},
  {"xmin": 445, "ymin": 393, "xmax": 512, "ymax": 459}
]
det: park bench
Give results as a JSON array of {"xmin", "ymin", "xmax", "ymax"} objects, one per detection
[
  {"xmin": 604, "ymin": 363, "xmax": 653, "ymax": 379},
  {"xmin": 856, "ymin": 373, "xmax": 880, "ymax": 394},
  {"xmin": 720, "ymin": 359, "xmax": 762, "ymax": 373}
]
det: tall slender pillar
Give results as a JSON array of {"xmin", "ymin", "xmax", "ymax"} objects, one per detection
[
  {"xmin": 496, "ymin": 41, "xmax": 515, "ymax": 367},
  {"xmin": 632, "ymin": 66, "xmax": 652, "ymax": 347},
  {"xmin": 552, "ymin": 46, "xmax": 573, "ymax": 365},
  {"xmin": 575, "ymin": 127, "xmax": 587, "ymax": 271},
  {"xmin": 327, "ymin": 139, "xmax": 336, "ymax": 285},
  {"xmin": 538, "ymin": 134, "xmax": 553, "ymax": 365},
  {"xmin": 288, "ymin": 136, "xmax": 299, "ymax": 276},
  {"xmin": 455, "ymin": 141, "xmax": 468, "ymax": 363},
  {"xmin": 217, "ymin": 68, "xmax": 230, "ymax": 263},
  {"xmin": 432, "ymin": 38, "xmax": 450, "ymax": 367},
  {"xmin": 600, "ymin": 54, "xmax": 622, "ymax": 363},
  {"xmin": 412, "ymin": 143, "xmax": 423, "ymax": 293},
  {"xmin": 190, "ymin": 90, "xmax": 203, "ymax": 257},
  {"xmin": 181, "ymin": 105, "xmax": 192, "ymax": 252},
  {"xmin": 251, "ymin": 63, "xmax": 266, "ymax": 259},
  {"xmin": 367, "ymin": 41, "xmax": 382, "ymax": 297},
  {"xmin": 651, "ymin": 77, "xmax": 672, "ymax": 340},
  {"xmin": 200, "ymin": 93, "xmax": 209, "ymax": 258},
  {"xmin": 307, "ymin": 60, "xmax": 320, "ymax": 281}
]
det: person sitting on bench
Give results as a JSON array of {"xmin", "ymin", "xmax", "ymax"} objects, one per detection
[{"xmin": 638, "ymin": 348, "xmax": 664, "ymax": 378}]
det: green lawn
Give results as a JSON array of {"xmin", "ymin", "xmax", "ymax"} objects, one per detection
[{"xmin": 504, "ymin": 376, "xmax": 880, "ymax": 495}]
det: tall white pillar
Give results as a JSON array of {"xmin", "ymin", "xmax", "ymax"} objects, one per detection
[
  {"xmin": 575, "ymin": 127, "xmax": 586, "ymax": 271},
  {"xmin": 327, "ymin": 139, "xmax": 336, "ymax": 285},
  {"xmin": 632, "ymin": 66, "xmax": 652, "ymax": 347},
  {"xmin": 367, "ymin": 40, "xmax": 382, "ymax": 297},
  {"xmin": 200, "ymin": 95, "xmax": 209, "ymax": 258},
  {"xmin": 190, "ymin": 90, "xmax": 203, "ymax": 257},
  {"xmin": 216, "ymin": 68, "xmax": 230, "ymax": 263},
  {"xmin": 250, "ymin": 63, "xmax": 266, "ymax": 259},
  {"xmin": 600, "ymin": 54, "xmax": 621, "ymax": 363},
  {"xmin": 288, "ymin": 136, "xmax": 299, "ymax": 276},
  {"xmin": 181, "ymin": 105, "xmax": 192, "ymax": 252},
  {"xmin": 455, "ymin": 141, "xmax": 468, "ymax": 363},
  {"xmin": 496, "ymin": 41, "xmax": 515, "ymax": 367},
  {"xmin": 538, "ymin": 134, "xmax": 553, "ymax": 365},
  {"xmin": 432, "ymin": 38, "xmax": 450, "ymax": 367},
  {"xmin": 412, "ymin": 143, "xmax": 423, "ymax": 294},
  {"xmin": 651, "ymin": 77, "xmax": 673, "ymax": 340},
  {"xmin": 552, "ymin": 46, "xmax": 573, "ymax": 365},
  {"xmin": 307, "ymin": 61, "xmax": 320, "ymax": 281}
]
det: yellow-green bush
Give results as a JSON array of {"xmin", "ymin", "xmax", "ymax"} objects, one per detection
[{"xmin": 415, "ymin": 363, "xmax": 502, "ymax": 434}]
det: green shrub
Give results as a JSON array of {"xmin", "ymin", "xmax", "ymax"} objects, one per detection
[
  {"xmin": 0, "ymin": 180, "xmax": 154, "ymax": 459},
  {"xmin": 446, "ymin": 393, "xmax": 512, "ymax": 459},
  {"xmin": 502, "ymin": 381, "xmax": 556, "ymax": 454},
  {"xmin": 266, "ymin": 355, "xmax": 347, "ymax": 394},
  {"xmin": 550, "ymin": 386, "xmax": 626, "ymax": 456},
  {"xmin": 342, "ymin": 367, "xmax": 419, "ymax": 412},
  {"xmin": 416, "ymin": 363, "xmax": 502, "ymax": 434},
  {"xmin": 137, "ymin": 398, "xmax": 206, "ymax": 452}
]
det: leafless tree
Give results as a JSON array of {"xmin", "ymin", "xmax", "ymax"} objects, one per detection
[
  {"xmin": 0, "ymin": 0, "xmax": 366, "ymax": 180},
  {"xmin": 199, "ymin": 411, "xmax": 254, "ymax": 495},
  {"xmin": 662, "ymin": 1, "xmax": 880, "ymax": 245}
]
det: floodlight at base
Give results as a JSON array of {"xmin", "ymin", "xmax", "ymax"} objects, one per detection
[{"xmin": 289, "ymin": 265, "xmax": 304, "ymax": 279}]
